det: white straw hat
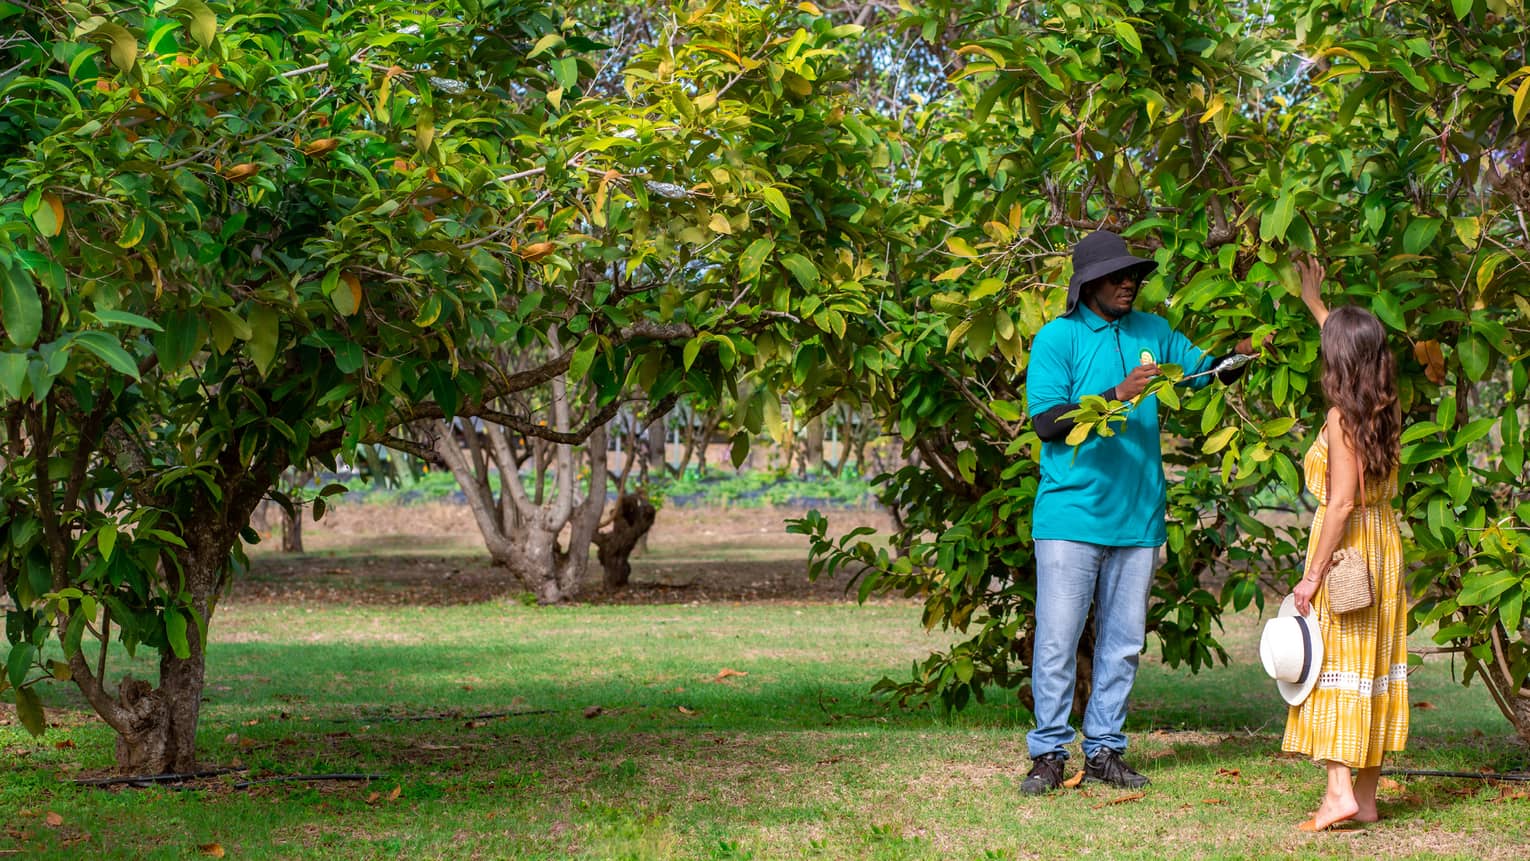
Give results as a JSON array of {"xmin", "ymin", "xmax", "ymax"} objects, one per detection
[{"xmin": 1259, "ymin": 594, "xmax": 1324, "ymax": 706}]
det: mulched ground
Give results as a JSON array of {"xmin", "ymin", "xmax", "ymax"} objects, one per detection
[{"xmin": 236, "ymin": 503, "xmax": 892, "ymax": 606}]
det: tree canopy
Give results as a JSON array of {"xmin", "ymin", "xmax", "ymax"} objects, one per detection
[{"xmin": 2, "ymin": 0, "xmax": 1528, "ymax": 774}]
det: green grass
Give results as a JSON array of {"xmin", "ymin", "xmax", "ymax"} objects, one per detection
[{"xmin": 2, "ymin": 599, "xmax": 1527, "ymax": 860}]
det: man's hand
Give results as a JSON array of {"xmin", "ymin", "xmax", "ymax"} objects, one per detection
[
  {"xmin": 1235, "ymin": 331, "xmax": 1277, "ymax": 356},
  {"xmin": 1115, "ymin": 363, "xmax": 1157, "ymax": 401}
]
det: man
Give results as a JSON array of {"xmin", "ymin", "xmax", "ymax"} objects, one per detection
[{"xmin": 1020, "ymin": 229, "xmax": 1262, "ymax": 795}]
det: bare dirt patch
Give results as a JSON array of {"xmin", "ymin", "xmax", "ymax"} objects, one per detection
[{"xmin": 237, "ymin": 504, "xmax": 893, "ymax": 606}]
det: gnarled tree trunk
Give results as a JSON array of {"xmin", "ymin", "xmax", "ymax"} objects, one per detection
[
  {"xmin": 433, "ymin": 372, "xmax": 610, "ymax": 604},
  {"xmin": 594, "ymin": 492, "xmax": 657, "ymax": 590}
]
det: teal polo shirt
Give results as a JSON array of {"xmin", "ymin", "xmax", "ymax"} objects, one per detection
[{"xmin": 1026, "ymin": 305, "xmax": 1216, "ymax": 547}]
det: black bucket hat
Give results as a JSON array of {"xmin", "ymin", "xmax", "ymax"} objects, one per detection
[{"xmin": 1064, "ymin": 230, "xmax": 1157, "ymax": 316}]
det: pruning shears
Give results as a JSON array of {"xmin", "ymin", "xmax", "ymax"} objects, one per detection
[{"xmin": 1178, "ymin": 351, "xmax": 1256, "ymax": 382}]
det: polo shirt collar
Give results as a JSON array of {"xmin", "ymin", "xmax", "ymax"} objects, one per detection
[{"xmin": 1076, "ymin": 304, "xmax": 1127, "ymax": 332}]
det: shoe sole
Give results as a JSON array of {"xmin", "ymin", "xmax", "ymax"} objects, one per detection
[{"xmin": 1081, "ymin": 775, "xmax": 1150, "ymax": 789}]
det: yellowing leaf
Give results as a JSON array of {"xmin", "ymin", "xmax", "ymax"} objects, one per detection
[
  {"xmin": 1200, "ymin": 93, "xmax": 1226, "ymax": 124},
  {"xmin": 946, "ymin": 236, "xmax": 978, "ymax": 259},
  {"xmin": 198, "ymin": 843, "xmax": 225, "ymax": 858},
  {"xmin": 116, "ymin": 213, "xmax": 146, "ymax": 248},
  {"xmin": 333, "ymin": 272, "xmax": 362, "ymax": 316},
  {"xmin": 28, "ymin": 191, "xmax": 65, "ymax": 237},
  {"xmin": 708, "ymin": 212, "xmax": 733, "ymax": 235},
  {"xmin": 1065, "ymin": 424, "xmax": 1091, "ymax": 447},
  {"xmin": 1515, "ymin": 74, "xmax": 1530, "ymax": 128},
  {"xmin": 798, "ymin": 1, "xmax": 823, "ymax": 14}
]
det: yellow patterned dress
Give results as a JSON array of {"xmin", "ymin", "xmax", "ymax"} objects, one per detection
[{"xmin": 1281, "ymin": 429, "xmax": 1409, "ymax": 767}]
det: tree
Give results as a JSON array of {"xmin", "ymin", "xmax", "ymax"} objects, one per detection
[
  {"xmin": 796, "ymin": 0, "xmax": 1530, "ymax": 743},
  {"xmin": 0, "ymin": 0, "xmax": 912, "ymax": 770}
]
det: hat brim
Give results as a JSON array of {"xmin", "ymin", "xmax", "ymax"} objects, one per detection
[
  {"xmin": 1274, "ymin": 594, "xmax": 1324, "ymax": 707},
  {"xmin": 1067, "ymin": 255, "xmax": 1157, "ymax": 294}
]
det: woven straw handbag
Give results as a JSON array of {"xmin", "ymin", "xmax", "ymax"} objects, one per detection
[
  {"xmin": 1325, "ymin": 467, "xmax": 1374, "ymax": 614},
  {"xmin": 1326, "ymin": 547, "xmax": 1374, "ymax": 613}
]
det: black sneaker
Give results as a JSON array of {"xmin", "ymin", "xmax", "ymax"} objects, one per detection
[
  {"xmin": 1083, "ymin": 748, "xmax": 1150, "ymax": 789},
  {"xmin": 1020, "ymin": 752, "xmax": 1067, "ymax": 795}
]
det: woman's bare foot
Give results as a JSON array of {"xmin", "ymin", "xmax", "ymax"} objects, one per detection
[
  {"xmin": 1352, "ymin": 804, "xmax": 1379, "ymax": 823},
  {"xmin": 1302, "ymin": 796, "xmax": 1361, "ymax": 831}
]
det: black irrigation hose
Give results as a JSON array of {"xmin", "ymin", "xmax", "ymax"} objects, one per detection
[
  {"xmin": 1382, "ymin": 768, "xmax": 1530, "ymax": 782},
  {"xmin": 231, "ymin": 773, "xmax": 386, "ymax": 789},
  {"xmin": 76, "ymin": 770, "xmax": 386, "ymax": 790},
  {"xmin": 73, "ymin": 767, "xmax": 247, "ymax": 787}
]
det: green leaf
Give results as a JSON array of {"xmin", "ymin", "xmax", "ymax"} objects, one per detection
[
  {"xmin": 682, "ymin": 335, "xmax": 705, "ymax": 371},
  {"xmin": 6, "ymin": 642, "xmax": 35, "ymax": 688},
  {"xmin": 739, "ymin": 238, "xmax": 773, "ymax": 283},
  {"xmin": 0, "ymin": 352, "xmax": 27, "ymax": 400},
  {"xmin": 1113, "ymin": 20, "xmax": 1142, "ymax": 54},
  {"xmin": 14, "ymin": 687, "xmax": 44, "ymax": 737},
  {"xmin": 990, "ymin": 399, "xmax": 1021, "ymax": 422},
  {"xmin": 1402, "ymin": 217, "xmax": 1442, "ymax": 255},
  {"xmin": 98, "ymin": 522, "xmax": 118, "ymax": 560},
  {"xmin": 779, "ymin": 254, "xmax": 819, "ymax": 290},
  {"xmin": 1203, "ymin": 425, "xmax": 1238, "ymax": 454},
  {"xmin": 248, "ymin": 304, "xmax": 279, "ymax": 376},
  {"xmin": 1, "ymin": 263, "xmax": 43, "ymax": 348},
  {"xmin": 1065, "ymin": 424, "xmax": 1091, "ymax": 447},
  {"xmin": 1261, "ymin": 417, "xmax": 1297, "ymax": 438},
  {"xmin": 1457, "ymin": 570, "xmax": 1522, "ymax": 607},
  {"xmin": 568, "ymin": 334, "xmax": 598, "ymax": 381},
  {"xmin": 760, "ymin": 187, "xmax": 790, "ymax": 220},
  {"xmin": 165, "ymin": 608, "xmax": 190, "ymax": 659},
  {"xmin": 1456, "ymin": 335, "xmax": 1489, "ymax": 382},
  {"xmin": 1450, "ymin": 0, "xmax": 1474, "ymax": 18},
  {"xmin": 89, "ymin": 309, "xmax": 164, "ymax": 331},
  {"xmin": 729, "ymin": 432, "xmax": 750, "ymax": 468},
  {"xmin": 73, "ymin": 331, "xmax": 141, "ymax": 379}
]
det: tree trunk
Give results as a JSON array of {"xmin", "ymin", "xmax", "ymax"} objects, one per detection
[
  {"xmin": 804, "ymin": 415, "xmax": 825, "ymax": 477},
  {"xmin": 594, "ymin": 492, "xmax": 657, "ymax": 590},
  {"xmin": 646, "ymin": 417, "xmax": 666, "ymax": 477},
  {"xmin": 434, "ymin": 418, "xmax": 608, "ymax": 604},
  {"xmin": 280, "ymin": 505, "xmax": 303, "ymax": 553}
]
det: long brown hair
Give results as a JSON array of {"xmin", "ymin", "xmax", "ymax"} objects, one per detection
[{"xmin": 1320, "ymin": 306, "xmax": 1400, "ymax": 482}]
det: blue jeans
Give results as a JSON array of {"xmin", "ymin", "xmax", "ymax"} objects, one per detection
[{"xmin": 1026, "ymin": 539, "xmax": 1157, "ymax": 760}]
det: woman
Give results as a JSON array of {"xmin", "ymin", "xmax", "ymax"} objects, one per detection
[{"xmin": 1282, "ymin": 257, "xmax": 1408, "ymax": 831}]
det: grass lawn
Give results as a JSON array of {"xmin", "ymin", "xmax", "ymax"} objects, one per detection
[{"xmin": 2, "ymin": 593, "xmax": 1527, "ymax": 859}]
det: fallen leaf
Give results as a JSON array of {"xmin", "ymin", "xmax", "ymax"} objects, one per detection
[
  {"xmin": 463, "ymin": 719, "xmax": 488, "ymax": 729},
  {"xmin": 387, "ymin": 785, "xmax": 401, "ymax": 801},
  {"xmin": 1216, "ymin": 767, "xmax": 1241, "ymax": 779},
  {"xmin": 45, "ymin": 812, "xmax": 63, "ymax": 827},
  {"xmin": 461, "ymin": 685, "xmax": 474, "ymax": 692},
  {"xmin": 1379, "ymin": 777, "xmax": 1404, "ymax": 792},
  {"xmin": 1062, "ymin": 770, "xmax": 1085, "ymax": 789},
  {"xmin": 239, "ymin": 737, "xmax": 258, "ymax": 749},
  {"xmin": 677, "ymin": 706, "xmax": 698, "ymax": 716},
  {"xmin": 713, "ymin": 668, "xmax": 748, "ymax": 682},
  {"xmin": 54, "ymin": 740, "xmax": 76, "ymax": 750},
  {"xmin": 244, "ymin": 719, "xmax": 259, "ymax": 726},
  {"xmin": 224, "ymin": 733, "xmax": 239, "ymax": 745},
  {"xmin": 1496, "ymin": 785, "xmax": 1529, "ymax": 801},
  {"xmin": 583, "ymin": 706, "xmax": 603, "ymax": 719},
  {"xmin": 1202, "ymin": 798, "xmax": 1225, "ymax": 805},
  {"xmin": 199, "ymin": 843, "xmax": 225, "ymax": 858},
  {"xmin": 365, "ymin": 792, "xmax": 380, "ymax": 804},
  {"xmin": 1107, "ymin": 792, "xmax": 1147, "ymax": 806},
  {"xmin": 1414, "ymin": 701, "xmax": 1435, "ymax": 710}
]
